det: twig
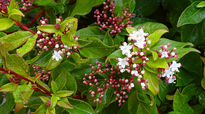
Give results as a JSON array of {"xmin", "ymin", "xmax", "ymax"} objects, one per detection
[{"xmin": 0, "ymin": 68, "xmax": 51, "ymax": 96}]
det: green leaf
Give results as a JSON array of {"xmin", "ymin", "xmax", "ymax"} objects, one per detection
[
  {"xmin": 31, "ymin": 104, "xmax": 47, "ymax": 114},
  {"xmin": 0, "ymin": 93, "xmax": 15, "ymax": 114},
  {"xmin": 126, "ymin": 27, "xmax": 137, "ymax": 34},
  {"xmin": 50, "ymin": 95, "xmax": 60, "ymax": 109},
  {"xmin": 0, "ymin": 31, "xmax": 32, "ymax": 51},
  {"xmin": 106, "ymin": 49, "xmax": 124, "ymax": 63},
  {"xmin": 134, "ymin": 22, "xmax": 168, "ymax": 34},
  {"xmin": 40, "ymin": 96, "xmax": 50, "ymax": 104},
  {"xmin": 76, "ymin": 26, "xmax": 105, "ymax": 41},
  {"xmin": 103, "ymin": 31, "xmax": 114, "ymax": 46},
  {"xmin": 13, "ymin": 83, "xmax": 34, "ymax": 103},
  {"xmin": 143, "ymin": 70, "xmax": 159, "ymax": 96},
  {"xmin": 114, "ymin": 0, "xmax": 136, "ymax": 16},
  {"xmin": 197, "ymin": 1, "xmax": 205, "ymax": 8},
  {"xmin": 8, "ymin": 0, "xmax": 19, "ymax": 10},
  {"xmin": 70, "ymin": 0, "xmax": 106, "ymax": 16},
  {"xmin": 148, "ymin": 29, "xmax": 168, "ymax": 46},
  {"xmin": 0, "ymin": 18, "xmax": 14, "ymax": 31},
  {"xmin": 172, "ymin": 90, "xmax": 194, "ymax": 114},
  {"xmin": 34, "ymin": 0, "xmax": 54, "ymax": 6},
  {"xmin": 79, "ymin": 37, "xmax": 115, "ymax": 58},
  {"xmin": 146, "ymin": 58, "xmax": 168, "ymax": 69},
  {"xmin": 34, "ymin": 50, "xmax": 53, "ymax": 67},
  {"xmin": 16, "ymin": 34, "xmax": 38, "ymax": 57},
  {"xmin": 56, "ymin": 90, "xmax": 74, "ymax": 98},
  {"xmin": 51, "ymin": 80, "xmax": 58, "ymax": 93},
  {"xmin": 177, "ymin": 1, "xmax": 205, "ymax": 27},
  {"xmin": 66, "ymin": 98, "xmax": 95, "ymax": 114},
  {"xmin": 46, "ymin": 55, "xmax": 64, "ymax": 70},
  {"xmin": 70, "ymin": 52, "xmax": 89, "ymax": 64},
  {"xmin": 37, "ymin": 25, "xmax": 58, "ymax": 33},
  {"xmin": 181, "ymin": 21, "xmax": 205, "ymax": 46},
  {"xmin": 57, "ymin": 98, "xmax": 73, "ymax": 109},
  {"xmin": 53, "ymin": 66, "xmax": 77, "ymax": 93},
  {"xmin": 128, "ymin": 91, "xmax": 158, "ymax": 114},
  {"xmin": 5, "ymin": 54, "xmax": 30, "ymax": 77},
  {"xmin": 0, "ymin": 83, "xmax": 18, "ymax": 92},
  {"xmin": 8, "ymin": 9, "xmax": 24, "ymax": 21}
]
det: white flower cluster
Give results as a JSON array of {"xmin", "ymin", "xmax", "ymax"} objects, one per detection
[
  {"xmin": 161, "ymin": 61, "xmax": 181, "ymax": 83},
  {"xmin": 128, "ymin": 28, "xmax": 149, "ymax": 49}
]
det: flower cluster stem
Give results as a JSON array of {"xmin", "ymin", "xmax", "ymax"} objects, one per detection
[{"xmin": 0, "ymin": 68, "xmax": 51, "ymax": 96}]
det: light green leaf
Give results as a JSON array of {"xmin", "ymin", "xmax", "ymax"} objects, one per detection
[
  {"xmin": 50, "ymin": 95, "xmax": 59, "ymax": 109},
  {"xmin": 0, "ymin": 83, "xmax": 18, "ymax": 92},
  {"xmin": 40, "ymin": 96, "xmax": 50, "ymax": 104},
  {"xmin": 6, "ymin": 54, "xmax": 30, "ymax": 77},
  {"xmin": 197, "ymin": 1, "xmax": 205, "ymax": 8},
  {"xmin": 0, "ymin": 18, "xmax": 14, "ymax": 31},
  {"xmin": 0, "ymin": 31, "xmax": 32, "ymax": 51},
  {"xmin": 31, "ymin": 104, "xmax": 47, "ymax": 114},
  {"xmin": 56, "ymin": 90, "xmax": 74, "ymax": 97},
  {"xmin": 17, "ymin": 34, "xmax": 38, "ymax": 57},
  {"xmin": 144, "ymin": 70, "xmax": 159, "ymax": 96},
  {"xmin": 37, "ymin": 25, "xmax": 58, "ymax": 33},
  {"xmin": 134, "ymin": 22, "xmax": 168, "ymax": 34},
  {"xmin": 146, "ymin": 58, "xmax": 168, "ymax": 69},
  {"xmin": 46, "ymin": 55, "xmax": 64, "ymax": 70},
  {"xmin": 126, "ymin": 27, "xmax": 136, "ymax": 34},
  {"xmin": 57, "ymin": 98, "xmax": 73, "ymax": 109},
  {"xmin": 148, "ymin": 29, "xmax": 168, "ymax": 46},
  {"xmin": 51, "ymin": 80, "xmax": 58, "ymax": 93}
]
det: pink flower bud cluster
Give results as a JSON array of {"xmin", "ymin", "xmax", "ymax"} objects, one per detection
[
  {"xmin": 32, "ymin": 65, "xmax": 51, "ymax": 82},
  {"xmin": 0, "ymin": 0, "xmax": 10, "ymax": 15},
  {"xmin": 94, "ymin": 0, "xmax": 134, "ymax": 35},
  {"xmin": 19, "ymin": 0, "xmax": 33, "ymax": 10},
  {"xmin": 83, "ymin": 62, "xmax": 136, "ymax": 106},
  {"xmin": 154, "ymin": 43, "xmax": 178, "ymax": 59},
  {"xmin": 36, "ymin": 17, "xmax": 80, "ymax": 58}
]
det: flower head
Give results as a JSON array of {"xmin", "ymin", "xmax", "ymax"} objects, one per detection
[{"xmin": 52, "ymin": 50, "xmax": 62, "ymax": 61}]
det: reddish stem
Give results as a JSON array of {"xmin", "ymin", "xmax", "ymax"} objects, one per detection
[
  {"xmin": 12, "ymin": 19, "xmax": 36, "ymax": 35},
  {"xmin": 0, "ymin": 68, "xmax": 51, "ymax": 96},
  {"xmin": 22, "ymin": 5, "xmax": 39, "ymax": 13},
  {"xmin": 26, "ymin": 9, "xmax": 46, "ymax": 27}
]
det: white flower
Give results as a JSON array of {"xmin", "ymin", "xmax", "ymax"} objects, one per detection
[
  {"xmin": 52, "ymin": 50, "xmax": 62, "ymax": 61},
  {"xmin": 64, "ymin": 45, "xmax": 68, "ymax": 49},
  {"xmin": 117, "ymin": 58, "xmax": 129, "ymax": 69},
  {"xmin": 170, "ymin": 61, "xmax": 181, "ymax": 72},
  {"xmin": 120, "ymin": 42, "xmax": 132, "ymax": 56},
  {"xmin": 167, "ymin": 76, "xmax": 176, "ymax": 83},
  {"xmin": 55, "ymin": 44, "xmax": 59, "ymax": 48},
  {"xmin": 130, "ymin": 83, "xmax": 134, "ymax": 88},
  {"xmin": 161, "ymin": 51, "xmax": 169, "ymax": 58},
  {"xmin": 131, "ymin": 70, "xmax": 139, "ymax": 76},
  {"xmin": 162, "ymin": 69, "xmax": 174, "ymax": 78},
  {"xmin": 128, "ymin": 28, "xmax": 148, "ymax": 49},
  {"xmin": 141, "ymin": 82, "xmax": 146, "ymax": 88}
]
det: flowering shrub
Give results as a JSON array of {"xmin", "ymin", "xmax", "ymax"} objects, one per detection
[{"xmin": 0, "ymin": 0, "xmax": 204, "ymax": 114}]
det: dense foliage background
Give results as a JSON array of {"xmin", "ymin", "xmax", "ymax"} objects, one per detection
[{"xmin": 0, "ymin": 0, "xmax": 205, "ymax": 114}]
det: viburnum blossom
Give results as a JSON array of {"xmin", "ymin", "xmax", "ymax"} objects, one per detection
[
  {"xmin": 120, "ymin": 42, "xmax": 132, "ymax": 57},
  {"xmin": 52, "ymin": 50, "xmax": 63, "ymax": 61},
  {"xmin": 161, "ymin": 61, "xmax": 181, "ymax": 83},
  {"xmin": 36, "ymin": 17, "xmax": 80, "ymax": 60},
  {"xmin": 128, "ymin": 28, "xmax": 149, "ymax": 49}
]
